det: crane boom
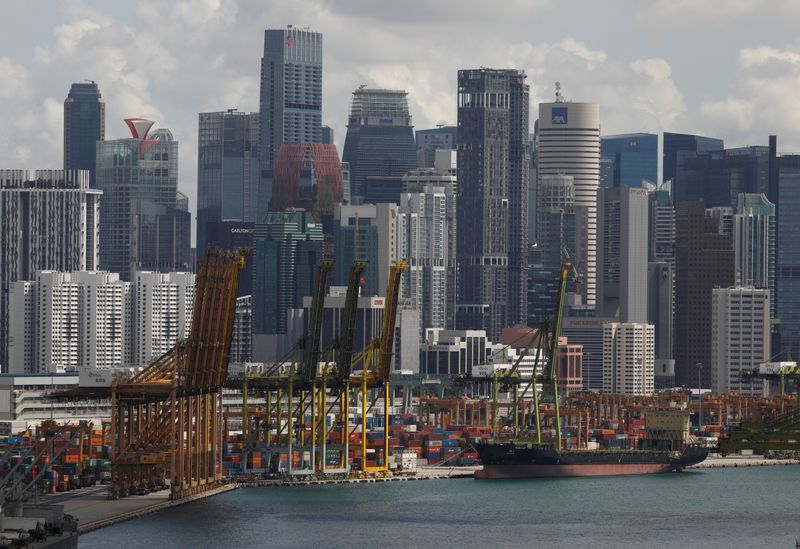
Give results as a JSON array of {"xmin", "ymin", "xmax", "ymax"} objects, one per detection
[
  {"xmin": 337, "ymin": 261, "xmax": 366, "ymax": 382},
  {"xmin": 303, "ymin": 260, "xmax": 332, "ymax": 382},
  {"xmin": 376, "ymin": 260, "xmax": 407, "ymax": 380}
]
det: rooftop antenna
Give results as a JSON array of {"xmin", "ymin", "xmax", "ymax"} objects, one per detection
[
  {"xmin": 555, "ymin": 82, "xmax": 564, "ymax": 103},
  {"xmin": 436, "ymin": 120, "xmax": 447, "ymax": 128}
]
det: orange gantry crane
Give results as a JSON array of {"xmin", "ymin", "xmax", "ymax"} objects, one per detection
[{"xmin": 109, "ymin": 248, "xmax": 248, "ymax": 499}]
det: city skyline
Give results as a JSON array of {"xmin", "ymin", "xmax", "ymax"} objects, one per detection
[{"xmin": 3, "ymin": 2, "xmax": 800, "ymax": 231}]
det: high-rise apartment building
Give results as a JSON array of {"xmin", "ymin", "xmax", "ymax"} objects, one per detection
[
  {"xmin": 342, "ymin": 88, "xmax": 416, "ymax": 203},
  {"xmin": 260, "ymin": 26, "xmax": 322, "ymax": 204},
  {"xmin": 600, "ymin": 133, "xmax": 658, "ymax": 188},
  {"xmin": 8, "ymin": 269, "xmax": 193, "ymax": 373},
  {"xmin": 456, "ymin": 68, "xmax": 529, "ymax": 340},
  {"xmin": 252, "ymin": 209, "xmax": 323, "ymax": 336},
  {"xmin": 597, "ymin": 187, "xmax": 649, "ymax": 322},
  {"xmin": 0, "ymin": 169, "xmax": 100, "ymax": 370},
  {"xmin": 674, "ymin": 201, "xmax": 735, "ymax": 387},
  {"xmin": 603, "ymin": 322, "xmax": 655, "ymax": 395},
  {"xmin": 402, "ymin": 150, "xmax": 457, "ymax": 329},
  {"xmin": 196, "ymin": 110, "xmax": 261, "ymax": 263},
  {"xmin": 64, "ymin": 82, "xmax": 105, "ymax": 186},
  {"xmin": 711, "ymin": 287, "xmax": 770, "ymax": 395},
  {"xmin": 97, "ymin": 120, "xmax": 190, "ymax": 280},
  {"xmin": 538, "ymin": 92, "xmax": 600, "ymax": 306},
  {"xmin": 662, "ymin": 132, "xmax": 723, "ymax": 185},
  {"xmin": 333, "ymin": 203, "xmax": 399, "ymax": 297}
]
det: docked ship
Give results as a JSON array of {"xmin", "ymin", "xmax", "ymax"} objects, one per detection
[{"xmin": 474, "ymin": 443, "xmax": 708, "ymax": 479}]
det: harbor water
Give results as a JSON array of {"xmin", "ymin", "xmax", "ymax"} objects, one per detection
[{"xmin": 81, "ymin": 466, "xmax": 800, "ymax": 548}]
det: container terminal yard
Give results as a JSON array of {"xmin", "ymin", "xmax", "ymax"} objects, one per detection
[{"xmin": 0, "ymin": 251, "xmax": 798, "ymax": 544}]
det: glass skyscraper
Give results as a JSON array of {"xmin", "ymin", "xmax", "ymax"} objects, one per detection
[
  {"xmin": 776, "ymin": 156, "xmax": 800, "ymax": 357},
  {"xmin": 196, "ymin": 110, "xmax": 260, "ymax": 263},
  {"xmin": 260, "ymin": 26, "xmax": 322, "ymax": 205},
  {"xmin": 662, "ymin": 132, "xmax": 723, "ymax": 185},
  {"xmin": 64, "ymin": 82, "xmax": 105, "ymax": 186},
  {"xmin": 342, "ymin": 88, "xmax": 417, "ymax": 203},
  {"xmin": 675, "ymin": 146, "xmax": 770, "ymax": 208},
  {"xmin": 97, "ymin": 121, "xmax": 190, "ymax": 280},
  {"xmin": 600, "ymin": 133, "xmax": 657, "ymax": 188}
]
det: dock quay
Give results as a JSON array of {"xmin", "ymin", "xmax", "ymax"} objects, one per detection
[{"xmin": 689, "ymin": 455, "xmax": 800, "ymax": 469}]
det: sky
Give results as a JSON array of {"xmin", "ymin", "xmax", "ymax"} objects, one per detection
[{"xmin": 4, "ymin": 0, "xmax": 800, "ymax": 233}]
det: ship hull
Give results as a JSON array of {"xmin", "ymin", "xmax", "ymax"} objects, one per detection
[{"xmin": 474, "ymin": 443, "xmax": 708, "ymax": 479}]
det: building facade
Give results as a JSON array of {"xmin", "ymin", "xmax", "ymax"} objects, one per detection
[
  {"xmin": 96, "ymin": 121, "xmax": 190, "ymax": 280},
  {"xmin": 260, "ymin": 26, "xmax": 323, "ymax": 202},
  {"xmin": 415, "ymin": 126, "xmax": 457, "ymax": 168},
  {"xmin": 0, "ymin": 169, "xmax": 100, "ymax": 370},
  {"xmin": 456, "ymin": 68, "xmax": 529, "ymax": 340},
  {"xmin": 662, "ymin": 132, "xmax": 723, "ymax": 185},
  {"xmin": 342, "ymin": 88, "xmax": 417, "ymax": 202},
  {"xmin": 538, "ymin": 97, "xmax": 600, "ymax": 306},
  {"xmin": 64, "ymin": 82, "xmax": 105, "ymax": 186},
  {"xmin": 196, "ymin": 110, "xmax": 261, "ymax": 263},
  {"xmin": 734, "ymin": 193, "xmax": 775, "ymax": 315},
  {"xmin": 675, "ymin": 146, "xmax": 769, "ymax": 208},
  {"xmin": 711, "ymin": 287, "xmax": 770, "ymax": 395},
  {"xmin": 597, "ymin": 186, "xmax": 649, "ymax": 322},
  {"xmin": 674, "ymin": 201, "xmax": 735, "ymax": 387},
  {"xmin": 603, "ymin": 322, "xmax": 655, "ymax": 396},
  {"xmin": 600, "ymin": 133, "xmax": 657, "ymax": 188}
]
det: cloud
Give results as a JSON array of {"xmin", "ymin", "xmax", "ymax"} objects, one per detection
[{"xmin": 636, "ymin": 0, "xmax": 800, "ymax": 24}]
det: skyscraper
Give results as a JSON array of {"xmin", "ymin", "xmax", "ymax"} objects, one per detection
[
  {"xmin": 252, "ymin": 209, "xmax": 324, "ymax": 336},
  {"xmin": 538, "ymin": 90, "xmax": 600, "ymax": 306},
  {"xmin": 674, "ymin": 200, "xmax": 735, "ymax": 387},
  {"xmin": 0, "ymin": 169, "xmax": 100, "ymax": 370},
  {"xmin": 415, "ymin": 125, "xmax": 457, "ymax": 168},
  {"xmin": 196, "ymin": 110, "xmax": 260, "ymax": 263},
  {"xmin": 64, "ymin": 82, "xmax": 105, "ymax": 186},
  {"xmin": 711, "ymin": 286, "xmax": 770, "ymax": 395},
  {"xmin": 456, "ymin": 69, "xmax": 529, "ymax": 340},
  {"xmin": 776, "ymin": 156, "xmax": 800, "ymax": 356},
  {"xmin": 734, "ymin": 193, "xmax": 775, "ymax": 311},
  {"xmin": 663, "ymin": 132, "xmax": 723, "ymax": 186},
  {"xmin": 600, "ymin": 133, "xmax": 658, "ymax": 188},
  {"xmin": 597, "ymin": 186, "xmax": 649, "ymax": 323},
  {"xmin": 603, "ymin": 322, "xmax": 655, "ymax": 396},
  {"xmin": 260, "ymin": 26, "xmax": 322, "ymax": 204},
  {"xmin": 342, "ymin": 87, "xmax": 417, "ymax": 203},
  {"xmin": 96, "ymin": 120, "xmax": 190, "ymax": 280},
  {"xmin": 269, "ymin": 143, "xmax": 344, "ymax": 229}
]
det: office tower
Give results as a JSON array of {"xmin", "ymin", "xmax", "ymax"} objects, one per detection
[
  {"xmin": 600, "ymin": 133, "xmax": 658, "ymax": 188},
  {"xmin": 527, "ymin": 249, "xmax": 561, "ymax": 329},
  {"xmin": 0, "ymin": 169, "xmax": 100, "ymax": 370},
  {"xmin": 64, "ymin": 82, "xmax": 105, "ymax": 186},
  {"xmin": 260, "ymin": 26, "xmax": 322, "ymax": 204},
  {"xmin": 603, "ymin": 322, "xmax": 655, "ymax": 396},
  {"xmin": 597, "ymin": 187, "xmax": 649, "ymax": 322},
  {"xmin": 342, "ymin": 88, "xmax": 416, "ymax": 203},
  {"xmin": 97, "ymin": 120, "xmax": 190, "ymax": 280},
  {"xmin": 675, "ymin": 145, "xmax": 768, "ymax": 208},
  {"xmin": 321, "ymin": 125, "xmax": 334, "ymax": 145},
  {"xmin": 341, "ymin": 161, "xmax": 351, "ymax": 204},
  {"xmin": 663, "ymin": 132, "xmax": 723, "ymax": 185},
  {"xmin": 538, "ymin": 89, "xmax": 600, "ymax": 306},
  {"xmin": 252, "ymin": 210, "xmax": 323, "ymax": 337},
  {"xmin": 333, "ymin": 203, "xmax": 399, "ymax": 297},
  {"xmin": 415, "ymin": 125, "xmax": 457, "ymax": 168},
  {"xmin": 648, "ymin": 262, "xmax": 674, "ymax": 390},
  {"xmin": 397, "ymin": 186, "xmax": 450, "ymax": 335},
  {"xmin": 776, "ymin": 156, "xmax": 800, "ymax": 356},
  {"xmin": 674, "ymin": 201, "xmax": 735, "ymax": 387},
  {"xmin": 269, "ymin": 143, "xmax": 344, "ymax": 230},
  {"xmin": 196, "ymin": 110, "xmax": 260, "ymax": 263},
  {"xmin": 8, "ymin": 269, "xmax": 193, "ymax": 373},
  {"xmin": 562, "ymin": 316, "xmax": 617, "ymax": 391},
  {"xmin": 203, "ymin": 220, "xmax": 255, "ymax": 296},
  {"xmin": 456, "ymin": 68, "xmax": 529, "ymax": 340},
  {"xmin": 402, "ymin": 153, "xmax": 457, "ymax": 329},
  {"xmin": 711, "ymin": 287, "xmax": 770, "ymax": 395},
  {"xmin": 734, "ymin": 193, "xmax": 775, "ymax": 294},
  {"xmin": 648, "ymin": 187, "xmax": 675, "ymax": 264},
  {"xmin": 528, "ymin": 129, "xmax": 538, "ymax": 246},
  {"xmin": 420, "ymin": 329, "xmax": 490, "ymax": 375},
  {"xmin": 537, "ymin": 175, "xmax": 577, "ymax": 267}
]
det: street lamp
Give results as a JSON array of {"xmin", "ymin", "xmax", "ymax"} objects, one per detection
[{"xmin": 695, "ymin": 362, "xmax": 703, "ymax": 433}]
